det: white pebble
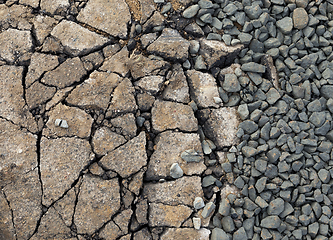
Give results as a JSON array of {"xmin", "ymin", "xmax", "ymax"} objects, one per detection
[
  {"xmin": 55, "ymin": 119, "xmax": 61, "ymax": 126},
  {"xmin": 193, "ymin": 217, "xmax": 201, "ymax": 230},
  {"xmin": 60, "ymin": 120, "xmax": 68, "ymax": 129}
]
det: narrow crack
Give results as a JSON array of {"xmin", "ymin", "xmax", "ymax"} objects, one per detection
[{"xmin": 2, "ymin": 190, "xmax": 18, "ymax": 240}]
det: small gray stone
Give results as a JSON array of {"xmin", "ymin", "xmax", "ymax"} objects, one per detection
[
  {"xmin": 261, "ymin": 216, "xmax": 281, "ymax": 229},
  {"xmin": 183, "ymin": 4, "xmax": 200, "ymax": 18},
  {"xmin": 293, "ymin": 8, "xmax": 309, "ymax": 30},
  {"xmin": 233, "ymin": 227, "xmax": 247, "ymax": 240},
  {"xmin": 193, "ymin": 217, "xmax": 201, "ymax": 230},
  {"xmin": 242, "ymin": 146, "xmax": 257, "ymax": 158},
  {"xmin": 241, "ymin": 62, "xmax": 266, "ymax": 73},
  {"xmin": 193, "ymin": 197, "xmax": 205, "ymax": 210},
  {"xmin": 181, "ymin": 149, "xmax": 202, "ymax": 163},
  {"xmin": 211, "ymin": 228, "xmax": 231, "ymax": 240},
  {"xmin": 267, "ymin": 198, "xmax": 285, "ymax": 215},
  {"xmin": 170, "ymin": 163, "xmax": 183, "ymax": 179},
  {"xmin": 219, "ymin": 199, "xmax": 231, "ymax": 216},
  {"xmin": 201, "ymin": 202, "xmax": 215, "ymax": 218},
  {"xmin": 318, "ymin": 169, "xmax": 330, "ymax": 183},
  {"xmin": 202, "ymin": 175, "xmax": 217, "ymax": 187},
  {"xmin": 276, "ymin": 17, "xmax": 293, "ymax": 35},
  {"xmin": 238, "ymin": 104, "xmax": 249, "ymax": 120},
  {"xmin": 244, "ymin": 5, "xmax": 263, "ymax": 19},
  {"xmin": 221, "ymin": 216, "xmax": 235, "ymax": 232},
  {"xmin": 238, "ymin": 120, "xmax": 258, "ymax": 134},
  {"xmin": 223, "ymin": 74, "xmax": 241, "ymax": 92}
]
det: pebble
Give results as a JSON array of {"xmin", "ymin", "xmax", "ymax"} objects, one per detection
[
  {"xmin": 181, "ymin": 149, "xmax": 202, "ymax": 163},
  {"xmin": 193, "ymin": 197, "xmax": 205, "ymax": 209},
  {"xmin": 223, "ymin": 73, "xmax": 241, "ymax": 92},
  {"xmin": 202, "ymin": 175, "xmax": 217, "ymax": 187},
  {"xmin": 276, "ymin": 17, "xmax": 293, "ymax": 35},
  {"xmin": 170, "ymin": 163, "xmax": 183, "ymax": 179},
  {"xmin": 293, "ymin": 8, "xmax": 309, "ymax": 30},
  {"xmin": 55, "ymin": 119, "xmax": 69, "ymax": 128},
  {"xmin": 221, "ymin": 216, "xmax": 235, "ymax": 232},
  {"xmin": 183, "ymin": 5, "xmax": 200, "ymax": 18},
  {"xmin": 201, "ymin": 202, "xmax": 216, "ymax": 218},
  {"xmin": 241, "ymin": 62, "xmax": 266, "ymax": 73},
  {"xmin": 260, "ymin": 216, "xmax": 281, "ymax": 229},
  {"xmin": 193, "ymin": 217, "xmax": 201, "ymax": 230}
]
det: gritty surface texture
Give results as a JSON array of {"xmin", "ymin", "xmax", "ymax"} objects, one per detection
[{"xmin": 0, "ymin": 0, "xmax": 333, "ymax": 239}]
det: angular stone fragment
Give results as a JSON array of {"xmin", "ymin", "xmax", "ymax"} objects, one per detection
[
  {"xmin": 43, "ymin": 103, "xmax": 94, "ymax": 138},
  {"xmin": 149, "ymin": 203, "xmax": 192, "ymax": 227},
  {"xmin": 26, "ymin": 52, "xmax": 59, "ymax": 88},
  {"xmin": 0, "ymin": 66, "xmax": 37, "ymax": 132},
  {"xmin": 162, "ymin": 64, "xmax": 190, "ymax": 103},
  {"xmin": 199, "ymin": 108, "xmax": 240, "ymax": 148},
  {"xmin": 186, "ymin": 70, "xmax": 221, "ymax": 108},
  {"xmin": 32, "ymin": 15, "xmax": 58, "ymax": 45},
  {"xmin": 181, "ymin": 149, "xmax": 202, "ymax": 163},
  {"xmin": 74, "ymin": 175, "xmax": 120, "ymax": 234},
  {"xmin": 261, "ymin": 216, "xmax": 281, "ymax": 229},
  {"xmin": 136, "ymin": 199, "xmax": 149, "ymax": 225},
  {"xmin": 0, "ymin": 29, "xmax": 33, "ymax": 64},
  {"xmin": 199, "ymin": 38, "xmax": 243, "ymax": 69},
  {"xmin": 0, "ymin": 118, "xmax": 37, "ymax": 179},
  {"xmin": 41, "ymin": 137, "xmax": 94, "ymax": 205},
  {"xmin": 45, "ymin": 86, "xmax": 74, "ymax": 111},
  {"xmin": 151, "ymin": 100, "xmax": 198, "ymax": 132},
  {"xmin": 3, "ymin": 169, "xmax": 41, "ymax": 240},
  {"xmin": 100, "ymin": 209, "xmax": 132, "ymax": 239},
  {"xmin": 26, "ymin": 81, "xmax": 56, "ymax": 109},
  {"xmin": 143, "ymin": 176, "xmax": 203, "ymax": 206},
  {"xmin": 29, "ymin": 207, "xmax": 72, "ymax": 240},
  {"xmin": 40, "ymin": 0, "xmax": 69, "ymax": 15},
  {"xmin": 128, "ymin": 54, "xmax": 170, "ymax": 80},
  {"xmin": 100, "ymin": 132, "xmax": 147, "ymax": 178},
  {"xmin": 106, "ymin": 78, "xmax": 137, "ymax": 118},
  {"xmin": 67, "ymin": 71, "xmax": 122, "ymax": 111},
  {"xmin": 110, "ymin": 113, "xmax": 137, "ymax": 138},
  {"xmin": 146, "ymin": 131, "xmax": 206, "ymax": 180},
  {"xmin": 160, "ymin": 228, "xmax": 211, "ymax": 240},
  {"xmin": 147, "ymin": 28, "xmax": 190, "ymax": 62},
  {"xmin": 99, "ymin": 46, "xmax": 129, "ymax": 77},
  {"xmin": 41, "ymin": 57, "xmax": 87, "ymax": 88},
  {"xmin": 77, "ymin": 0, "xmax": 131, "ymax": 38},
  {"xmin": 51, "ymin": 20, "xmax": 109, "ymax": 56},
  {"xmin": 92, "ymin": 127, "xmax": 126, "ymax": 155}
]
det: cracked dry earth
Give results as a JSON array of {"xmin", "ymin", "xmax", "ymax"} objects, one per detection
[{"xmin": 1, "ymin": 0, "xmax": 333, "ymax": 240}]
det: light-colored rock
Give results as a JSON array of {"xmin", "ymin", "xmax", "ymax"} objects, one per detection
[
  {"xmin": 134, "ymin": 75, "xmax": 165, "ymax": 94},
  {"xmin": 114, "ymin": 208, "xmax": 133, "ymax": 234},
  {"xmin": 162, "ymin": 64, "xmax": 190, "ymax": 103},
  {"xmin": 67, "ymin": 71, "xmax": 122, "ymax": 111},
  {"xmin": 26, "ymin": 81, "xmax": 56, "ymax": 109},
  {"xmin": 199, "ymin": 107, "xmax": 240, "ymax": 148},
  {"xmin": 127, "ymin": 169, "xmax": 145, "ymax": 195},
  {"xmin": 26, "ymin": 52, "xmax": 59, "ymax": 88},
  {"xmin": 143, "ymin": 176, "xmax": 204, "ymax": 206},
  {"xmin": 148, "ymin": 203, "xmax": 192, "ymax": 227},
  {"xmin": 193, "ymin": 217, "xmax": 201, "ymax": 230},
  {"xmin": 128, "ymin": 54, "xmax": 170, "ymax": 80},
  {"xmin": 41, "ymin": 57, "xmax": 87, "ymax": 88},
  {"xmin": 92, "ymin": 127, "xmax": 126, "ymax": 155},
  {"xmin": 43, "ymin": 103, "xmax": 94, "ymax": 138},
  {"xmin": 0, "ymin": 118, "xmax": 37, "ymax": 179},
  {"xmin": 110, "ymin": 113, "xmax": 137, "ymax": 138},
  {"xmin": 32, "ymin": 15, "xmax": 58, "ymax": 45},
  {"xmin": 136, "ymin": 199, "xmax": 148, "ymax": 225},
  {"xmin": 199, "ymin": 38, "xmax": 243, "ymax": 69},
  {"xmin": 77, "ymin": 0, "xmax": 131, "ymax": 38},
  {"xmin": 0, "ymin": 66, "xmax": 37, "ymax": 132},
  {"xmin": 99, "ymin": 46, "xmax": 129, "ymax": 77},
  {"xmin": 100, "ymin": 132, "xmax": 147, "ymax": 178},
  {"xmin": 186, "ymin": 70, "xmax": 221, "ymax": 108},
  {"xmin": 0, "ymin": 29, "xmax": 33, "ymax": 64},
  {"xmin": 74, "ymin": 175, "xmax": 121, "ymax": 234},
  {"xmin": 147, "ymin": 28, "xmax": 190, "ymax": 62},
  {"xmin": 160, "ymin": 228, "xmax": 211, "ymax": 240},
  {"xmin": 146, "ymin": 131, "xmax": 205, "ymax": 180},
  {"xmin": 41, "ymin": 137, "xmax": 94, "ymax": 206},
  {"xmin": 40, "ymin": 0, "xmax": 69, "ymax": 15},
  {"xmin": 151, "ymin": 100, "xmax": 198, "ymax": 132},
  {"xmin": 106, "ymin": 78, "xmax": 138, "ymax": 118},
  {"xmin": 3, "ymin": 169, "xmax": 41, "ymax": 240},
  {"xmin": 51, "ymin": 20, "xmax": 109, "ymax": 56}
]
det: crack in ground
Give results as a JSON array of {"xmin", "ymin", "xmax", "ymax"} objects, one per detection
[{"xmin": 2, "ymin": 190, "xmax": 18, "ymax": 240}]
